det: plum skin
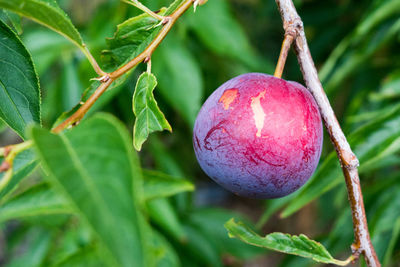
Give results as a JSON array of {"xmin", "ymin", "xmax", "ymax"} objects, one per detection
[{"xmin": 193, "ymin": 73, "xmax": 323, "ymax": 199}]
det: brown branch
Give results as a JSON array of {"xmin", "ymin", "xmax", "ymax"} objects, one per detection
[
  {"xmin": 52, "ymin": 0, "xmax": 193, "ymax": 133},
  {"xmin": 274, "ymin": 1, "xmax": 380, "ymax": 266}
]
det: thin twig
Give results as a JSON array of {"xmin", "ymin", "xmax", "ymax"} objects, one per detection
[
  {"xmin": 52, "ymin": 79, "xmax": 113, "ymax": 133},
  {"xmin": 109, "ymin": 0, "xmax": 193, "ymax": 80},
  {"xmin": 122, "ymin": 0, "xmax": 165, "ymax": 21},
  {"xmin": 52, "ymin": 0, "xmax": 193, "ymax": 133},
  {"xmin": 274, "ymin": 1, "xmax": 380, "ymax": 266}
]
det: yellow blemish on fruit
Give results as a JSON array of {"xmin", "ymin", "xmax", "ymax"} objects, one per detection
[
  {"xmin": 219, "ymin": 89, "xmax": 238, "ymax": 110},
  {"xmin": 251, "ymin": 91, "xmax": 266, "ymax": 137}
]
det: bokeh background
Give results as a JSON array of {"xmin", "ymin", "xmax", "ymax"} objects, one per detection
[{"xmin": 0, "ymin": 0, "xmax": 399, "ymax": 266}]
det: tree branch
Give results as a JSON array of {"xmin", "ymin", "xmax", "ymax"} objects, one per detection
[
  {"xmin": 274, "ymin": 1, "xmax": 380, "ymax": 266},
  {"xmin": 52, "ymin": 0, "xmax": 193, "ymax": 133}
]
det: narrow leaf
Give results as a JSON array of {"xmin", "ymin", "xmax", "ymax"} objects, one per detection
[
  {"xmin": 225, "ymin": 219, "xmax": 352, "ymax": 266},
  {"xmin": 30, "ymin": 113, "xmax": 148, "ymax": 267},
  {"xmin": 133, "ymin": 72, "xmax": 171, "ymax": 151},
  {"xmin": 143, "ymin": 169, "xmax": 194, "ymax": 200},
  {"xmin": 0, "ymin": 19, "xmax": 41, "ymax": 138},
  {"xmin": 147, "ymin": 198, "xmax": 186, "ymax": 242},
  {"xmin": 0, "ymin": 183, "xmax": 71, "ymax": 222},
  {"xmin": 186, "ymin": 0, "xmax": 273, "ymax": 72},
  {"xmin": 151, "ymin": 230, "xmax": 180, "ymax": 267},
  {"xmin": 0, "ymin": 0, "xmax": 83, "ymax": 47}
]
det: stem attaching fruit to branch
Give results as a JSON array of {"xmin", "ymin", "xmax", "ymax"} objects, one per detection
[
  {"xmin": 274, "ymin": 34, "xmax": 294, "ymax": 79},
  {"xmin": 274, "ymin": 1, "xmax": 380, "ymax": 266}
]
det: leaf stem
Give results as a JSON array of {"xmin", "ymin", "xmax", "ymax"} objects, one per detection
[
  {"xmin": 123, "ymin": 0, "xmax": 165, "ymax": 21},
  {"xmin": 275, "ymin": 1, "xmax": 380, "ymax": 266},
  {"xmin": 81, "ymin": 44, "xmax": 106, "ymax": 76}
]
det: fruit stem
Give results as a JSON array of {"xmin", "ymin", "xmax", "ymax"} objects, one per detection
[{"xmin": 273, "ymin": 34, "xmax": 294, "ymax": 79}]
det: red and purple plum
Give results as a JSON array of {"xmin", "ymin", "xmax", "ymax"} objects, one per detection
[{"xmin": 193, "ymin": 73, "xmax": 323, "ymax": 199}]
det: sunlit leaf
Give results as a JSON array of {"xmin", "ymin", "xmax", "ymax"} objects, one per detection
[
  {"xmin": 31, "ymin": 113, "xmax": 149, "ymax": 267},
  {"xmin": 102, "ymin": 0, "xmax": 184, "ymax": 70},
  {"xmin": 133, "ymin": 72, "xmax": 171, "ymax": 151},
  {"xmin": 0, "ymin": 0, "xmax": 83, "ymax": 47}
]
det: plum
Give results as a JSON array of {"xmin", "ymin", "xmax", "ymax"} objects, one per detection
[{"xmin": 193, "ymin": 73, "xmax": 323, "ymax": 199}]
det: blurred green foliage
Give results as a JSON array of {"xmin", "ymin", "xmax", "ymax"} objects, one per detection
[{"xmin": 0, "ymin": 0, "xmax": 399, "ymax": 266}]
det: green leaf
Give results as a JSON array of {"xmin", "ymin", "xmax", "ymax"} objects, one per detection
[
  {"xmin": 0, "ymin": 148, "xmax": 37, "ymax": 200},
  {"xmin": 54, "ymin": 246, "xmax": 107, "ymax": 267},
  {"xmin": 5, "ymin": 227, "xmax": 52, "ymax": 267},
  {"xmin": 147, "ymin": 198, "xmax": 186, "ymax": 241},
  {"xmin": 0, "ymin": 0, "xmax": 83, "ymax": 48},
  {"xmin": 319, "ymin": 0, "xmax": 400, "ymax": 94},
  {"xmin": 5, "ymin": 11, "xmax": 22, "ymax": 34},
  {"xmin": 383, "ymin": 217, "xmax": 400, "ymax": 266},
  {"xmin": 182, "ymin": 223, "xmax": 222, "ymax": 267},
  {"xmin": 153, "ymin": 34, "xmax": 203, "ymax": 127},
  {"xmin": 151, "ymin": 230, "xmax": 180, "ymax": 267},
  {"xmin": 147, "ymin": 136, "xmax": 190, "ymax": 212},
  {"xmin": 186, "ymin": 0, "xmax": 273, "ymax": 72},
  {"xmin": 281, "ymin": 103, "xmax": 400, "ymax": 218},
  {"xmin": 102, "ymin": 12, "xmax": 160, "ymax": 70},
  {"xmin": 0, "ymin": 19, "xmax": 41, "ymax": 138},
  {"xmin": 369, "ymin": 70, "xmax": 400, "ymax": 102},
  {"xmin": 61, "ymin": 56, "xmax": 83, "ymax": 111},
  {"xmin": 187, "ymin": 208, "xmax": 264, "ymax": 260},
  {"xmin": 23, "ymin": 30, "xmax": 74, "ymax": 75},
  {"xmin": 102, "ymin": 0, "xmax": 184, "ymax": 69},
  {"xmin": 133, "ymin": 72, "xmax": 171, "ymax": 151},
  {"xmin": 368, "ymin": 186, "xmax": 400, "ymax": 262},
  {"xmin": 30, "ymin": 113, "xmax": 148, "ymax": 267},
  {"xmin": 0, "ymin": 183, "xmax": 71, "ymax": 222},
  {"xmin": 225, "ymin": 219, "xmax": 352, "ymax": 266},
  {"xmin": 52, "ymin": 75, "xmax": 127, "ymax": 130},
  {"xmin": 143, "ymin": 169, "xmax": 194, "ymax": 200}
]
